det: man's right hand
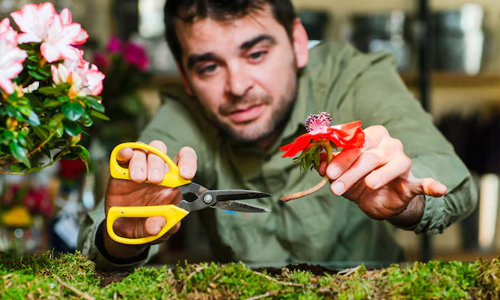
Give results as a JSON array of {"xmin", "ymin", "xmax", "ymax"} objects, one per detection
[{"xmin": 102, "ymin": 140, "xmax": 198, "ymax": 260}]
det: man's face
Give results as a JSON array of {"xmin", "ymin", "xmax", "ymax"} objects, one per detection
[{"xmin": 175, "ymin": 7, "xmax": 307, "ymax": 144}]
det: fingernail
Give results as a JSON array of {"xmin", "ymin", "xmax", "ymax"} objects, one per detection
[
  {"xmin": 332, "ymin": 181, "xmax": 344, "ymax": 195},
  {"xmin": 327, "ymin": 166, "xmax": 341, "ymax": 179},
  {"xmin": 151, "ymin": 168, "xmax": 162, "ymax": 181},
  {"xmin": 180, "ymin": 166, "xmax": 193, "ymax": 177}
]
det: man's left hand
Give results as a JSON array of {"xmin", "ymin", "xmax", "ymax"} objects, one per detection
[{"xmin": 317, "ymin": 125, "xmax": 447, "ymax": 221}]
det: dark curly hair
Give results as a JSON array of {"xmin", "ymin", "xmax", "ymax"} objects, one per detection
[{"xmin": 164, "ymin": 0, "xmax": 296, "ymax": 68}]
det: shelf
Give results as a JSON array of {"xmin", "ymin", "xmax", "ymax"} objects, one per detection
[
  {"xmin": 401, "ymin": 73, "xmax": 500, "ymax": 88},
  {"xmin": 142, "ymin": 73, "xmax": 500, "ymax": 90}
]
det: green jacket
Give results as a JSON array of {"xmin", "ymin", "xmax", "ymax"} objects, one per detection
[{"xmin": 77, "ymin": 41, "xmax": 477, "ymax": 269}]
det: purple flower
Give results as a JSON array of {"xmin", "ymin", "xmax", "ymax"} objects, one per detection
[{"xmin": 123, "ymin": 42, "xmax": 149, "ymax": 71}]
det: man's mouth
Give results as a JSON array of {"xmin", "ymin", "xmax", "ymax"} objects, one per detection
[{"xmin": 228, "ymin": 104, "xmax": 265, "ymax": 123}]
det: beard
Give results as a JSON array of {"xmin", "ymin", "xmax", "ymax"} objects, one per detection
[{"xmin": 210, "ymin": 85, "xmax": 298, "ymax": 145}]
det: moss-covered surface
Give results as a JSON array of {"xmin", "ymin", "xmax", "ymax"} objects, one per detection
[{"xmin": 1, "ymin": 250, "xmax": 500, "ymax": 299}]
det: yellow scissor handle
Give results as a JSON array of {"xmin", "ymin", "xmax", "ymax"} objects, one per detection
[
  {"xmin": 107, "ymin": 205, "xmax": 190, "ymax": 245},
  {"xmin": 109, "ymin": 142, "xmax": 191, "ymax": 188}
]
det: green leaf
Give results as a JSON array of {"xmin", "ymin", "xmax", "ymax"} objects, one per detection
[
  {"xmin": 27, "ymin": 70, "xmax": 46, "ymax": 80},
  {"xmin": 17, "ymin": 134, "xmax": 27, "ymax": 147},
  {"xmin": 82, "ymin": 96, "xmax": 105, "ymax": 112},
  {"xmin": 62, "ymin": 101, "xmax": 84, "ymax": 121},
  {"xmin": 17, "ymin": 105, "xmax": 31, "ymax": 116},
  {"xmin": 63, "ymin": 120, "xmax": 81, "ymax": 136},
  {"xmin": 80, "ymin": 115, "xmax": 93, "ymax": 127},
  {"xmin": 71, "ymin": 145, "xmax": 90, "ymax": 161},
  {"xmin": 9, "ymin": 140, "xmax": 30, "ymax": 168},
  {"xmin": 90, "ymin": 110, "xmax": 110, "ymax": 121},
  {"xmin": 43, "ymin": 99, "xmax": 65, "ymax": 108},
  {"xmin": 9, "ymin": 163, "xmax": 27, "ymax": 172},
  {"xmin": 2, "ymin": 130, "xmax": 15, "ymax": 140},
  {"xmin": 5, "ymin": 105, "xmax": 18, "ymax": 117},
  {"xmin": 38, "ymin": 84, "xmax": 69, "ymax": 96},
  {"xmin": 32, "ymin": 126, "xmax": 49, "ymax": 140},
  {"xmin": 37, "ymin": 67, "xmax": 51, "ymax": 76}
]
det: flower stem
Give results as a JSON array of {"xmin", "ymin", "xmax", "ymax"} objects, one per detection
[
  {"xmin": 280, "ymin": 175, "xmax": 330, "ymax": 201},
  {"xmin": 280, "ymin": 142, "xmax": 334, "ymax": 202}
]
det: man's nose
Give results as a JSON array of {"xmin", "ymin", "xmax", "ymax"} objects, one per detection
[{"xmin": 225, "ymin": 64, "xmax": 252, "ymax": 97}]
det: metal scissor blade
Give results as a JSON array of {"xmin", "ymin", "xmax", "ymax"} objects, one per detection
[
  {"xmin": 213, "ymin": 190, "xmax": 271, "ymax": 202},
  {"xmin": 212, "ymin": 200, "xmax": 271, "ymax": 213}
]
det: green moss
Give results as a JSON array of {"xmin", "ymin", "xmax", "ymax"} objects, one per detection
[{"xmin": 1, "ymin": 251, "xmax": 500, "ymax": 299}]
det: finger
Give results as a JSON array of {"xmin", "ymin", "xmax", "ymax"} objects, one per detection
[
  {"xmin": 174, "ymin": 147, "xmax": 197, "ymax": 179},
  {"xmin": 422, "ymin": 178, "xmax": 448, "ymax": 197},
  {"xmin": 145, "ymin": 216, "xmax": 166, "ymax": 236},
  {"xmin": 129, "ymin": 148, "xmax": 148, "ymax": 183},
  {"xmin": 145, "ymin": 217, "xmax": 181, "ymax": 237},
  {"xmin": 364, "ymin": 155, "xmax": 412, "ymax": 190},
  {"xmin": 331, "ymin": 147, "xmax": 393, "ymax": 195},
  {"xmin": 117, "ymin": 147, "xmax": 134, "ymax": 164},
  {"xmin": 147, "ymin": 140, "xmax": 168, "ymax": 183},
  {"xmin": 326, "ymin": 126, "xmax": 383, "ymax": 180},
  {"xmin": 317, "ymin": 152, "xmax": 328, "ymax": 176}
]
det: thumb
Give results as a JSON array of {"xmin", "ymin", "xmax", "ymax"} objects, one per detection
[{"xmin": 421, "ymin": 178, "xmax": 448, "ymax": 197}]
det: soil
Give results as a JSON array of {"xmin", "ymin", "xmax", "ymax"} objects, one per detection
[
  {"xmin": 95, "ymin": 269, "xmax": 131, "ymax": 287},
  {"xmin": 95, "ymin": 263, "xmax": 340, "ymax": 287}
]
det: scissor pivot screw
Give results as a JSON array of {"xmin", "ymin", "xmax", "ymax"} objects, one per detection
[{"xmin": 203, "ymin": 194, "xmax": 213, "ymax": 204}]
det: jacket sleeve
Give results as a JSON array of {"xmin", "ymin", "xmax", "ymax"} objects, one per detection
[
  {"xmin": 77, "ymin": 199, "xmax": 160, "ymax": 270},
  {"xmin": 321, "ymin": 45, "xmax": 478, "ymax": 234}
]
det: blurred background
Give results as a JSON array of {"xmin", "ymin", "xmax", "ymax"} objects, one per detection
[{"xmin": 1, "ymin": 0, "xmax": 500, "ymax": 266}]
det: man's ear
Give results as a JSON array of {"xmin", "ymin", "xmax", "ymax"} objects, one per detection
[
  {"xmin": 176, "ymin": 62, "xmax": 193, "ymax": 95},
  {"xmin": 292, "ymin": 18, "xmax": 309, "ymax": 69}
]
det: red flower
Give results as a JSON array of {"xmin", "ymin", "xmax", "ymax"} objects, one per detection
[
  {"xmin": 280, "ymin": 121, "xmax": 365, "ymax": 158},
  {"xmin": 279, "ymin": 114, "xmax": 365, "ymax": 201}
]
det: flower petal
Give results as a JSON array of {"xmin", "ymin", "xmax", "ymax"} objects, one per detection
[{"xmin": 280, "ymin": 121, "xmax": 365, "ymax": 158}]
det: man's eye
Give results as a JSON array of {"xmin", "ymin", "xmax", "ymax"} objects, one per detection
[
  {"xmin": 248, "ymin": 51, "xmax": 266, "ymax": 61},
  {"xmin": 197, "ymin": 64, "xmax": 218, "ymax": 75}
]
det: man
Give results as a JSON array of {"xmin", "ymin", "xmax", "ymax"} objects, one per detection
[{"xmin": 78, "ymin": 0, "xmax": 477, "ymax": 270}]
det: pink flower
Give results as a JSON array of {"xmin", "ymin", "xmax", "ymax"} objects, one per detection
[
  {"xmin": 51, "ymin": 59, "xmax": 105, "ymax": 97},
  {"xmin": 84, "ymin": 64, "xmax": 105, "ymax": 95},
  {"xmin": 11, "ymin": 2, "xmax": 87, "ymax": 63},
  {"xmin": 60, "ymin": 8, "xmax": 88, "ymax": 45},
  {"xmin": 106, "ymin": 35, "xmax": 122, "ymax": 53},
  {"xmin": 40, "ymin": 14, "xmax": 81, "ymax": 62},
  {"xmin": 123, "ymin": 42, "xmax": 149, "ymax": 71},
  {"xmin": 10, "ymin": 2, "xmax": 56, "ymax": 44},
  {"xmin": 92, "ymin": 52, "xmax": 110, "ymax": 70},
  {"xmin": 0, "ymin": 19, "xmax": 27, "ymax": 94}
]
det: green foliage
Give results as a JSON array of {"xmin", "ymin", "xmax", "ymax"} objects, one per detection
[
  {"xmin": 1, "ymin": 251, "xmax": 500, "ymax": 299},
  {"xmin": 0, "ymin": 43, "xmax": 107, "ymax": 175},
  {"xmin": 293, "ymin": 140, "xmax": 337, "ymax": 172}
]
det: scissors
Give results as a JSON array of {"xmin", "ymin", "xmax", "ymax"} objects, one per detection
[{"xmin": 107, "ymin": 142, "xmax": 271, "ymax": 245}]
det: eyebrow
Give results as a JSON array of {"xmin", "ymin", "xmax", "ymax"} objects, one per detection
[
  {"xmin": 240, "ymin": 34, "xmax": 276, "ymax": 50},
  {"xmin": 186, "ymin": 53, "xmax": 219, "ymax": 71},
  {"xmin": 185, "ymin": 34, "xmax": 277, "ymax": 71}
]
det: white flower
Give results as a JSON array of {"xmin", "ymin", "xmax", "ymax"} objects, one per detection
[{"xmin": 22, "ymin": 81, "xmax": 40, "ymax": 93}]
